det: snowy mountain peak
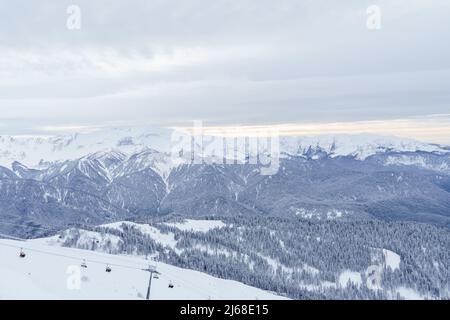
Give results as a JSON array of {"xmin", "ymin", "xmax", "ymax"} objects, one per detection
[{"xmin": 0, "ymin": 126, "xmax": 172, "ymax": 168}]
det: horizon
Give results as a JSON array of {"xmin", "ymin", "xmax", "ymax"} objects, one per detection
[{"xmin": 1, "ymin": 115, "xmax": 450, "ymax": 146}]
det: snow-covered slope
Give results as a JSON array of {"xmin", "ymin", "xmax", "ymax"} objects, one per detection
[
  {"xmin": 164, "ymin": 219, "xmax": 226, "ymax": 233},
  {"xmin": 0, "ymin": 238, "xmax": 286, "ymax": 300}
]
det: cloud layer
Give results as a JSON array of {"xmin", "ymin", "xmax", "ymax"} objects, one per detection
[{"xmin": 0, "ymin": 0, "xmax": 449, "ymax": 142}]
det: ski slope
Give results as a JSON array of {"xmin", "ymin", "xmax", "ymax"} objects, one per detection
[{"xmin": 0, "ymin": 239, "xmax": 286, "ymax": 300}]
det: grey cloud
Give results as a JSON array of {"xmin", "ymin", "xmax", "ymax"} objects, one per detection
[{"xmin": 0, "ymin": 0, "xmax": 449, "ymax": 138}]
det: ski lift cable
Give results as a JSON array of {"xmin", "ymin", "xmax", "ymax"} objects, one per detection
[
  {"xmin": 0, "ymin": 223, "xmax": 159, "ymax": 270},
  {"xmin": 0, "ymin": 222, "xmax": 225, "ymax": 296},
  {"xmin": 157, "ymin": 270, "xmax": 208, "ymax": 296},
  {"xmin": 0, "ymin": 240, "xmax": 148, "ymax": 272},
  {"xmin": 157, "ymin": 266, "xmax": 226, "ymax": 299},
  {"xmin": 0, "ymin": 239, "xmax": 224, "ymax": 299},
  {"xmin": 165, "ymin": 271, "xmax": 225, "ymax": 299},
  {"xmin": 0, "ymin": 241, "xmax": 144, "ymax": 271},
  {"xmin": 0, "ymin": 225, "xmax": 228, "ymax": 297},
  {"xmin": 0, "ymin": 219, "xmax": 148, "ymax": 266}
]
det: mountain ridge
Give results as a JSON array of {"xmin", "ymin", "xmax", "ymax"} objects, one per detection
[
  {"xmin": 1, "ymin": 128, "xmax": 449, "ymax": 168},
  {"xmin": 1, "ymin": 129, "xmax": 450, "ymax": 237}
]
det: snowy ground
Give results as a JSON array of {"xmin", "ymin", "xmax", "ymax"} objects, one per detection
[
  {"xmin": 164, "ymin": 219, "xmax": 226, "ymax": 233},
  {"xmin": 102, "ymin": 221, "xmax": 179, "ymax": 251},
  {"xmin": 383, "ymin": 249, "xmax": 401, "ymax": 271},
  {"xmin": 0, "ymin": 238, "xmax": 286, "ymax": 300}
]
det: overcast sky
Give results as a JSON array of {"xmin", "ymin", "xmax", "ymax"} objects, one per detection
[{"xmin": 0, "ymin": 0, "xmax": 449, "ymax": 142}]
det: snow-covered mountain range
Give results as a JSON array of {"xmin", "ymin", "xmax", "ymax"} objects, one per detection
[
  {"xmin": 280, "ymin": 134, "xmax": 449, "ymax": 160},
  {"xmin": 0, "ymin": 127, "xmax": 449, "ymax": 238},
  {"xmin": 0, "ymin": 127, "xmax": 172, "ymax": 168},
  {"xmin": 0, "ymin": 127, "xmax": 448, "ymax": 168}
]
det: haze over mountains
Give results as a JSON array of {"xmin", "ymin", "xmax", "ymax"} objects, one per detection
[{"xmin": 0, "ymin": 127, "xmax": 449, "ymax": 237}]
